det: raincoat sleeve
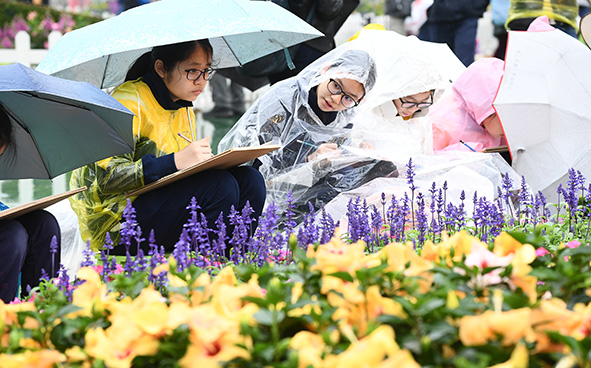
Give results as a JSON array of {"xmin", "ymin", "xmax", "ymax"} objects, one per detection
[{"xmin": 91, "ymin": 108, "xmax": 147, "ymax": 194}]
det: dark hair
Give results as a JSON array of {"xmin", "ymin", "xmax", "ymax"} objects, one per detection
[
  {"xmin": 0, "ymin": 104, "xmax": 13, "ymax": 151},
  {"xmin": 125, "ymin": 39, "xmax": 213, "ymax": 81}
]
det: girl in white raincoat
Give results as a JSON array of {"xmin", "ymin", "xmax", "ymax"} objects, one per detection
[
  {"xmin": 218, "ymin": 44, "xmax": 396, "ymax": 221},
  {"xmin": 347, "ymin": 29, "xmax": 461, "ymax": 162}
]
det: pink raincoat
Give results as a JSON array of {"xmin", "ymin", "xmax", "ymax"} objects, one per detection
[{"xmin": 430, "ymin": 57, "xmax": 506, "ymax": 152}]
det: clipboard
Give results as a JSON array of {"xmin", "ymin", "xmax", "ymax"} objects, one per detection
[
  {"xmin": 483, "ymin": 145, "xmax": 509, "ymax": 153},
  {"xmin": 127, "ymin": 144, "xmax": 280, "ymax": 197},
  {"xmin": 0, "ymin": 186, "xmax": 86, "ymax": 221}
]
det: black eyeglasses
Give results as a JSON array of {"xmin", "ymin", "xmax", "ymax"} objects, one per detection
[
  {"xmin": 327, "ymin": 79, "xmax": 362, "ymax": 108},
  {"xmin": 399, "ymin": 91, "xmax": 434, "ymax": 109},
  {"xmin": 176, "ymin": 66, "xmax": 216, "ymax": 81}
]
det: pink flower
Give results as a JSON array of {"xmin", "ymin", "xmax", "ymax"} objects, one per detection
[
  {"xmin": 535, "ymin": 247, "xmax": 551, "ymax": 257},
  {"xmin": 27, "ymin": 11, "xmax": 37, "ymax": 21},
  {"xmin": 565, "ymin": 240, "xmax": 581, "ymax": 249}
]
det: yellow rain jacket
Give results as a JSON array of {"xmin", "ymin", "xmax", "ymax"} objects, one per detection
[
  {"xmin": 69, "ymin": 78, "xmax": 195, "ymax": 250},
  {"xmin": 506, "ymin": 0, "xmax": 578, "ymax": 31}
]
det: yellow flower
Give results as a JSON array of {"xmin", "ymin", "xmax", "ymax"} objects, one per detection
[
  {"xmin": 290, "ymin": 331, "xmax": 326, "ymax": 368},
  {"xmin": 64, "ymin": 345, "xmax": 88, "ymax": 363},
  {"xmin": 446, "ymin": 290, "xmax": 460, "ymax": 309},
  {"xmin": 324, "ymin": 325, "xmax": 417, "ymax": 368},
  {"xmin": 379, "ymin": 243, "xmax": 433, "ymax": 293},
  {"xmin": 459, "ymin": 313, "xmax": 493, "ymax": 346},
  {"xmin": 510, "ymin": 244, "xmax": 538, "ymax": 303},
  {"xmin": 309, "ymin": 238, "xmax": 367, "ymax": 275},
  {"xmin": 493, "ymin": 232, "xmax": 527, "ymax": 257},
  {"xmin": 72, "ymin": 266, "xmax": 108, "ymax": 317},
  {"xmin": 0, "ymin": 349, "xmax": 65, "ymax": 368},
  {"xmin": 459, "ymin": 309, "xmax": 535, "ymax": 347},
  {"xmin": 488, "ymin": 342, "xmax": 529, "ymax": 368},
  {"xmin": 179, "ymin": 305, "xmax": 249, "ymax": 368}
]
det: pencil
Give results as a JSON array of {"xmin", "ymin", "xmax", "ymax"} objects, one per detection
[
  {"xmin": 178, "ymin": 132, "xmax": 193, "ymax": 143},
  {"xmin": 459, "ymin": 140, "xmax": 476, "ymax": 152},
  {"xmin": 296, "ymin": 139, "xmax": 318, "ymax": 149}
]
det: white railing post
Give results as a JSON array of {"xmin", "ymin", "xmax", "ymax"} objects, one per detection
[
  {"xmin": 48, "ymin": 31, "xmax": 62, "ymax": 49},
  {"xmin": 52, "ymin": 174, "xmax": 68, "ymax": 195},
  {"xmin": 15, "ymin": 31, "xmax": 32, "ymax": 67},
  {"xmin": 18, "ymin": 179, "xmax": 34, "ymax": 204}
]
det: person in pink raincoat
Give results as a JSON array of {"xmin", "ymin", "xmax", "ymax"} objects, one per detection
[{"xmin": 429, "ymin": 57, "xmax": 506, "ymax": 152}]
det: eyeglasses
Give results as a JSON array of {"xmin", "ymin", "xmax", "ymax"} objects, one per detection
[
  {"xmin": 176, "ymin": 66, "xmax": 216, "ymax": 81},
  {"xmin": 399, "ymin": 91, "xmax": 434, "ymax": 109},
  {"xmin": 327, "ymin": 79, "xmax": 362, "ymax": 108}
]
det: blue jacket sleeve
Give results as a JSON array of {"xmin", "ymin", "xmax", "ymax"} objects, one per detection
[{"xmin": 141, "ymin": 153, "xmax": 177, "ymax": 184}]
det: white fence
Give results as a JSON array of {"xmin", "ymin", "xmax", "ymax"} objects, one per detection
[{"xmin": 0, "ymin": 30, "xmax": 67, "ymax": 207}]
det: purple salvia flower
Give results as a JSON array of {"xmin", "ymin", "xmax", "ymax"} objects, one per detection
[
  {"xmin": 49, "ymin": 235, "xmax": 58, "ymax": 277},
  {"xmin": 370, "ymin": 204, "xmax": 383, "ymax": 252},
  {"xmin": 297, "ymin": 203, "xmax": 318, "ymax": 247},
  {"xmin": 80, "ymin": 240, "xmax": 95, "ymax": 268},
  {"xmin": 284, "ymin": 191, "xmax": 297, "ymax": 236},
  {"xmin": 211, "ymin": 212, "xmax": 227, "ymax": 265},
  {"xmin": 228, "ymin": 205, "xmax": 248, "ymax": 265},
  {"xmin": 120, "ymin": 199, "xmax": 138, "ymax": 253},
  {"xmin": 172, "ymin": 229, "xmax": 192, "ymax": 271},
  {"xmin": 415, "ymin": 192, "xmax": 428, "ymax": 247},
  {"xmin": 405, "ymin": 158, "xmax": 417, "ymax": 227},
  {"xmin": 40, "ymin": 269, "xmax": 49, "ymax": 282},
  {"xmin": 319, "ymin": 207, "xmax": 335, "ymax": 245},
  {"xmin": 57, "ymin": 265, "xmax": 73, "ymax": 302}
]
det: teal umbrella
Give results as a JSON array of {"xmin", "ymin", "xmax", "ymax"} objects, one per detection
[
  {"xmin": 36, "ymin": 0, "xmax": 323, "ymax": 89},
  {"xmin": 0, "ymin": 63, "xmax": 134, "ymax": 180}
]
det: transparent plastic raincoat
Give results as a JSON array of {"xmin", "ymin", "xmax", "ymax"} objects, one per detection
[
  {"xmin": 430, "ymin": 57, "xmax": 506, "ymax": 152},
  {"xmin": 218, "ymin": 44, "xmax": 395, "ymax": 219},
  {"xmin": 70, "ymin": 79, "xmax": 195, "ymax": 250},
  {"xmin": 506, "ymin": 0, "xmax": 578, "ymax": 31},
  {"xmin": 322, "ymin": 150, "xmax": 523, "ymax": 230},
  {"xmin": 347, "ymin": 29, "xmax": 457, "ymax": 162}
]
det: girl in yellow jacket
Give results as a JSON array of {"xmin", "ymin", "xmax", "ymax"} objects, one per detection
[{"xmin": 69, "ymin": 40, "xmax": 266, "ymax": 253}]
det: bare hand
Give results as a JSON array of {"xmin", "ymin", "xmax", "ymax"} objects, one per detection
[
  {"xmin": 174, "ymin": 136, "xmax": 213, "ymax": 170},
  {"xmin": 307, "ymin": 143, "xmax": 341, "ymax": 162}
]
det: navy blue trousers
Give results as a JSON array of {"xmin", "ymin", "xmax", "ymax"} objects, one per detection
[
  {"xmin": 0, "ymin": 210, "xmax": 61, "ymax": 303},
  {"xmin": 114, "ymin": 166, "xmax": 266, "ymax": 254}
]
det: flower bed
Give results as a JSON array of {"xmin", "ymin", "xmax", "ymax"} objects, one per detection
[
  {"xmin": 1, "ymin": 160, "xmax": 591, "ymax": 367},
  {"xmin": 0, "ymin": 2, "xmax": 100, "ymax": 49}
]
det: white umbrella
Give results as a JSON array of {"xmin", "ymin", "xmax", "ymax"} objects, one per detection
[
  {"xmin": 36, "ymin": 0, "xmax": 323, "ymax": 89},
  {"xmin": 493, "ymin": 28, "xmax": 591, "ymax": 201}
]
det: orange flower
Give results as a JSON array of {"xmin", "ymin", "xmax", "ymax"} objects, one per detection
[
  {"xmin": 309, "ymin": 238, "xmax": 367, "ymax": 275},
  {"xmin": 290, "ymin": 331, "xmax": 326, "ymax": 368},
  {"xmin": 0, "ymin": 349, "xmax": 65, "ymax": 368},
  {"xmin": 459, "ymin": 308, "xmax": 535, "ymax": 346}
]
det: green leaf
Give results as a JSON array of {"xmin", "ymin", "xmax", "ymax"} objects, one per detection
[{"xmin": 326, "ymin": 271, "xmax": 354, "ymax": 283}]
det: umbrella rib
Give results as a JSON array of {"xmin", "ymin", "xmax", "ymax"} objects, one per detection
[
  {"xmin": 220, "ymin": 36, "xmax": 242, "ymax": 66},
  {"xmin": 19, "ymin": 92, "xmax": 91, "ymax": 111},
  {"xmin": 0, "ymin": 103, "xmax": 52, "ymax": 178},
  {"xmin": 101, "ymin": 54, "xmax": 112, "ymax": 89}
]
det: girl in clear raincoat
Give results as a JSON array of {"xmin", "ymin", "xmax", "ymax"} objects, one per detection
[
  {"xmin": 218, "ymin": 44, "xmax": 394, "ymax": 220},
  {"xmin": 430, "ymin": 57, "xmax": 506, "ymax": 152},
  {"xmin": 347, "ymin": 29, "xmax": 459, "ymax": 162}
]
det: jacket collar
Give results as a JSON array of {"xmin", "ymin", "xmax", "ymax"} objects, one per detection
[{"xmin": 143, "ymin": 69, "xmax": 193, "ymax": 110}]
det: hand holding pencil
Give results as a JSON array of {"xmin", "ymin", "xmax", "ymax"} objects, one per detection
[
  {"xmin": 299, "ymin": 140, "xmax": 341, "ymax": 162},
  {"xmin": 174, "ymin": 135, "xmax": 213, "ymax": 170}
]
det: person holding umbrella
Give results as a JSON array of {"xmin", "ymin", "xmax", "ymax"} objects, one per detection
[
  {"xmin": 0, "ymin": 106, "xmax": 61, "ymax": 303},
  {"xmin": 69, "ymin": 40, "xmax": 266, "ymax": 253}
]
